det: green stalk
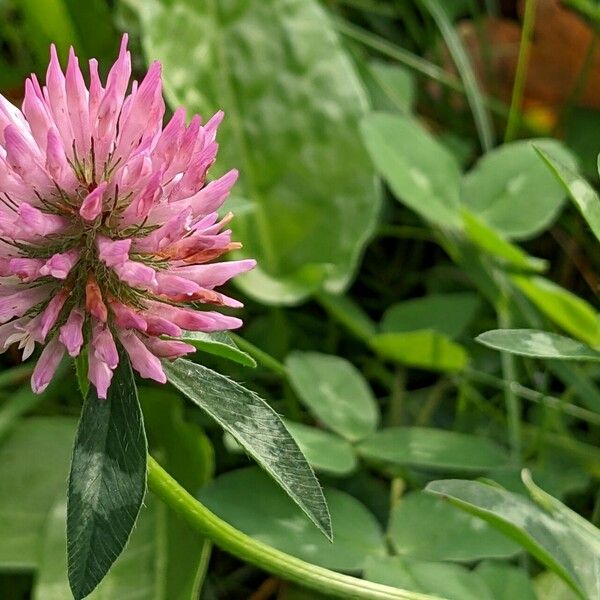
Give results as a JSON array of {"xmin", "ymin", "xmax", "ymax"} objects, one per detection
[
  {"xmin": 504, "ymin": 0, "xmax": 537, "ymax": 142},
  {"xmin": 147, "ymin": 457, "xmax": 435, "ymax": 600},
  {"xmin": 420, "ymin": 0, "xmax": 495, "ymax": 151},
  {"xmin": 497, "ymin": 299, "xmax": 522, "ymax": 463},
  {"xmin": 230, "ymin": 334, "xmax": 287, "ymax": 377}
]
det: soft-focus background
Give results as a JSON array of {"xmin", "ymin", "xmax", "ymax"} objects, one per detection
[{"xmin": 1, "ymin": 1, "xmax": 600, "ymax": 599}]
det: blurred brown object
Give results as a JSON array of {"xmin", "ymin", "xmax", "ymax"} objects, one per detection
[{"xmin": 459, "ymin": 0, "xmax": 600, "ymax": 111}]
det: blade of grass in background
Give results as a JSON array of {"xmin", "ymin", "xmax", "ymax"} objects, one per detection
[{"xmin": 419, "ymin": 0, "xmax": 495, "ymax": 151}]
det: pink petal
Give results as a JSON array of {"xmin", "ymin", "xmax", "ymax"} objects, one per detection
[
  {"xmin": 113, "ymin": 260, "xmax": 158, "ymax": 290},
  {"xmin": 59, "ymin": 308, "xmax": 84, "ymax": 357},
  {"xmin": 31, "ymin": 336, "xmax": 65, "ymax": 394},
  {"xmin": 144, "ymin": 314, "xmax": 182, "ymax": 337},
  {"xmin": 91, "ymin": 321, "xmax": 118, "ymax": 369},
  {"xmin": 9, "ymin": 257, "xmax": 44, "ymax": 281},
  {"xmin": 88, "ymin": 351, "xmax": 114, "ymax": 400},
  {"xmin": 118, "ymin": 329, "xmax": 166, "ymax": 383},
  {"xmin": 143, "ymin": 337, "xmax": 195, "ymax": 360},
  {"xmin": 39, "ymin": 249, "xmax": 79, "ymax": 279},
  {"xmin": 155, "ymin": 272, "xmax": 200, "ymax": 297},
  {"xmin": 181, "ymin": 169, "xmax": 239, "ymax": 216},
  {"xmin": 109, "ymin": 300, "xmax": 147, "ymax": 331},
  {"xmin": 18, "ymin": 203, "xmax": 67, "ymax": 237},
  {"xmin": 65, "ymin": 47, "xmax": 90, "ymax": 156},
  {"xmin": 39, "ymin": 291, "xmax": 68, "ymax": 339},
  {"xmin": 0, "ymin": 285, "xmax": 51, "ymax": 323},
  {"xmin": 172, "ymin": 259, "xmax": 256, "ymax": 288},
  {"xmin": 44, "ymin": 44, "xmax": 74, "ymax": 153},
  {"xmin": 80, "ymin": 181, "xmax": 108, "ymax": 221},
  {"xmin": 97, "ymin": 235, "xmax": 131, "ymax": 267}
]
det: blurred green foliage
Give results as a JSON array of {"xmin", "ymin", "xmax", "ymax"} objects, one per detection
[{"xmin": 1, "ymin": 0, "xmax": 600, "ymax": 599}]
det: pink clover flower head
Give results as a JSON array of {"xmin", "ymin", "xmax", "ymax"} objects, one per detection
[{"xmin": 0, "ymin": 35, "xmax": 254, "ymax": 398}]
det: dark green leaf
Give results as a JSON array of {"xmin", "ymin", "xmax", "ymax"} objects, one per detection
[
  {"xmin": 33, "ymin": 391, "xmax": 213, "ymax": 600},
  {"xmin": 179, "ymin": 331, "xmax": 256, "ymax": 367},
  {"xmin": 132, "ymin": 0, "xmax": 380, "ymax": 304},
  {"xmin": 357, "ymin": 427, "xmax": 509, "ymax": 472},
  {"xmin": 286, "ymin": 351, "xmax": 380, "ymax": 441},
  {"xmin": 75, "ymin": 349, "xmax": 90, "ymax": 399},
  {"xmin": 477, "ymin": 329, "xmax": 600, "ymax": 361},
  {"xmin": 163, "ymin": 359, "xmax": 332, "ymax": 540},
  {"xmin": 199, "ymin": 467, "xmax": 385, "ymax": 570},
  {"xmin": 67, "ymin": 353, "xmax": 147, "ymax": 600}
]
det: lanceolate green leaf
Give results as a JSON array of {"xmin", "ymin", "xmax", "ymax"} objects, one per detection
[
  {"xmin": 536, "ymin": 146, "xmax": 600, "ymax": 245},
  {"xmin": 426, "ymin": 478, "xmax": 600, "ymax": 599},
  {"xmin": 67, "ymin": 353, "xmax": 147, "ymax": 600},
  {"xmin": 477, "ymin": 329, "xmax": 600, "ymax": 361},
  {"xmin": 512, "ymin": 275, "xmax": 600, "ymax": 347},
  {"xmin": 179, "ymin": 331, "xmax": 257, "ymax": 368},
  {"xmin": 132, "ymin": 0, "xmax": 380, "ymax": 304},
  {"xmin": 163, "ymin": 359, "xmax": 332, "ymax": 540}
]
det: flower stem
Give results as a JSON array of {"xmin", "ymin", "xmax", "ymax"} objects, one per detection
[
  {"xmin": 147, "ymin": 456, "xmax": 433, "ymax": 600},
  {"xmin": 504, "ymin": 0, "xmax": 537, "ymax": 142}
]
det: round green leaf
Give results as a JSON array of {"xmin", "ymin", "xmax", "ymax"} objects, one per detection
[
  {"xmin": 361, "ymin": 112, "xmax": 462, "ymax": 228},
  {"xmin": 285, "ymin": 421, "xmax": 358, "ymax": 476},
  {"xmin": 461, "ymin": 139, "xmax": 577, "ymax": 240},
  {"xmin": 364, "ymin": 556, "xmax": 494, "ymax": 600},
  {"xmin": 199, "ymin": 467, "xmax": 386, "ymax": 571},
  {"xmin": 475, "ymin": 561, "xmax": 537, "ymax": 600},
  {"xmin": 357, "ymin": 427, "xmax": 509, "ymax": 472},
  {"xmin": 285, "ymin": 352, "xmax": 380, "ymax": 441},
  {"xmin": 388, "ymin": 492, "xmax": 519, "ymax": 561},
  {"xmin": 381, "ymin": 292, "xmax": 480, "ymax": 338}
]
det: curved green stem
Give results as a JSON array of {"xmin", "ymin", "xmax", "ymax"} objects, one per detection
[{"xmin": 147, "ymin": 457, "xmax": 436, "ymax": 600}]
